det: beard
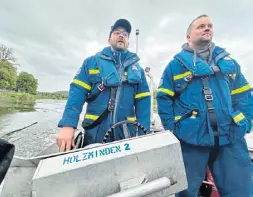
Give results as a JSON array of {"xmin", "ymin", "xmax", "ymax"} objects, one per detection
[
  {"xmin": 194, "ymin": 37, "xmax": 212, "ymax": 48},
  {"xmin": 111, "ymin": 41, "xmax": 127, "ymax": 51}
]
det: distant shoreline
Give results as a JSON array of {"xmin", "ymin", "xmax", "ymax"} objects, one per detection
[{"xmin": 0, "ymin": 90, "xmax": 68, "ymax": 106}]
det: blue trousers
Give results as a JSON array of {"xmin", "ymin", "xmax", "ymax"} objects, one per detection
[{"xmin": 176, "ymin": 137, "xmax": 252, "ymax": 197}]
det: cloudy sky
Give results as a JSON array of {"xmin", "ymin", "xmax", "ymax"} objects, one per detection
[{"xmin": 1, "ymin": 0, "xmax": 253, "ymax": 92}]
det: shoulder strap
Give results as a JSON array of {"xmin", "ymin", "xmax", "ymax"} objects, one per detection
[
  {"xmin": 173, "ymin": 58, "xmax": 193, "ymax": 96},
  {"xmin": 201, "ymin": 77, "xmax": 219, "ymax": 165},
  {"xmin": 86, "ymin": 53, "xmax": 106, "ymax": 103},
  {"xmin": 82, "ymin": 87, "xmax": 117, "ymax": 130}
]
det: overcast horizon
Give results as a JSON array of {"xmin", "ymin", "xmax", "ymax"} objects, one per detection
[{"xmin": 1, "ymin": 0, "xmax": 253, "ymax": 92}]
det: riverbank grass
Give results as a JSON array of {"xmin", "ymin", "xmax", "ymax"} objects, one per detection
[{"xmin": 0, "ymin": 91, "xmax": 36, "ymax": 105}]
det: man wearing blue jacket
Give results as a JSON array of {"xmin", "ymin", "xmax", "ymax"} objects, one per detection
[
  {"xmin": 57, "ymin": 19, "xmax": 151, "ymax": 152},
  {"xmin": 157, "ymin": 14, "xmax": 253, "ymax": 196}
]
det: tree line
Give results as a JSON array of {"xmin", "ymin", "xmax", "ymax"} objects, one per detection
[{"xmin": 0, "ymin": 44, "xmax": 38, "ymax": 94}]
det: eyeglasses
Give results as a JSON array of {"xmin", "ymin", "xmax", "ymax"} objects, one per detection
[{"xmin": 112, "ymin": 30, "xmax": 129, "ymax": 37}]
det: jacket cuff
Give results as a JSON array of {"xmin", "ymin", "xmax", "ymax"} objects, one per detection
[{"xmin": 58, "ymin": 118, "xmax": 79, "ymax": 129}]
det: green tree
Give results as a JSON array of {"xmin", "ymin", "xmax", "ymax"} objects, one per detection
[
  {"xmin": 16, "ymin": 72, "xmax": 38, "ymax": 94},
  {"xmin": 0, "ymin": 44, "xmax": 18, "ymax": 90},
  {"xmin": 0, "ymin": 60, "xmax": 17, "ymax": 90}
]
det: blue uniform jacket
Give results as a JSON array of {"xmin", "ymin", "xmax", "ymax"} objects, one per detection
[
  {"xmin": 157, "ymin": 46, "xmax": 253, "ymax": 146},
  {"xmin": 58, "ymin": 46, "xmax": 151, "ymax": 145}
]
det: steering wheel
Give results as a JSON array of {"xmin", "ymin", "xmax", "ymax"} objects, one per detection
[
  {"xmin": 73, "ymin": 120, "xmax": 148, "ymax": 149},
  {"xmin": 102, "ymin": 120, "xmax": 147, "ymax": 143}
]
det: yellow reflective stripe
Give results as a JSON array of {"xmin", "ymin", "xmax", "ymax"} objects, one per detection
[
  {"xmin": 233, "ymin": 73, "xmax": 236, "ymax": 78},
  {"xmin": 175, "ymin": 116, "xmax": 181, "ymax": 121},
  {"xmin": 85, "ymin": 114, "xmax": 99, "ymax": 120},
  {"xmin": 233, "ymin": 113, "xmax": 245, "ymax": 123},
  {"xmin": 127, "ymin": 117, "xmax": 136, "ymax": 121},
  {"xmin": 89, "ymin": 69, "xmax": 100, "ymax": 74},
  {"xmin": 231, "ymin": 84, "xmax": 251, "ymax": 95},
  {"xmin": 157, "ymin": 88, "xmax": 175, "ymax": 97},
  {"xmin": 73, "ymin": 79, "xmax": 91, "ymax": 90},
  {"xmin": 173, "ymin": 71, "xmax": 192, "ymax": 80},
  {"xmin": 124, "ymin": 72, "xmax": 128, "ymax": 75},
  {"xmin": 135, "ymin": 92, "xmax": 151, "ymax": 99}
]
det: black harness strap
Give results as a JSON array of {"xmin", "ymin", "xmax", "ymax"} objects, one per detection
[
  {"xmin": 174, "ymin": 58, "xmax": 221, "ymax": 165},
  {"xmin": 86, "ymin": 83, "xmax": 105, "ymax": 103},
  {"xmin": 82, "ymin": 87, "xmax": 117, "ymax": 130},
  {"xmin": 201, "ymin": 77, "xmax": 219, "ymax": 165}
]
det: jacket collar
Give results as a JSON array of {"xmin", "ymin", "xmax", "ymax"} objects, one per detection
[
  {"xmin": 98, "ymin": 46, "xmax": 140, "ymax": 68},
  {"xmin": 174, "ymin": 46, "xmax": 232, "ymax": 76},
  {"xmin": 174, "ymin": 50, "xmax": 214, "ymax": 76}
]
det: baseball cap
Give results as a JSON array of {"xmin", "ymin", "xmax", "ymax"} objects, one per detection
[{"xmin": 109, "ymin": 19, "xmax": 131, "ymax": 37}]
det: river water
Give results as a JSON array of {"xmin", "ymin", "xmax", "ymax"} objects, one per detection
[{"xmin": 0, "ymin": 99, "xmax": 85, "ymax": 157}]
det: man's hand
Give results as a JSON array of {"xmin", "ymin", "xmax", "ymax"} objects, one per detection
[{"xmin": 56, "ymin": 127, "xmax": 75, "ymax": 152}]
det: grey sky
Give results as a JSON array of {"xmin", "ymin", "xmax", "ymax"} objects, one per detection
[{"xmin": 1, "ymin": 0, "xmax": 253, "ymax": 92}]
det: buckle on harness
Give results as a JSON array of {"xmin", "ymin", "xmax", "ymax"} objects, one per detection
[
  {"xmin": 205, "ymin": 95, "xmax": 213, "ymax": 101},
  {"xmin": 108, "ymin": 98, "xmax": 115, "ymax": 111},
  {"xmin": 184, "ymin": 75, "xmax": 192, "ymax": 82},
  {"xmin": 98, "ymin": 83, "xmax": 105, "ymax": 91},
  {"xmin": 203, "ymin": 88, "xmax": 213, "ymax": 101}
]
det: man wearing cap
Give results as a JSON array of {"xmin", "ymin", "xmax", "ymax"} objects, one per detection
[
  {"xmin": 56, "ymin": 19, "xmax": 151, "ymax": 152},
  {"xmin": 156, "ymin": 14, "xmax": 253, "ymax": 196}
]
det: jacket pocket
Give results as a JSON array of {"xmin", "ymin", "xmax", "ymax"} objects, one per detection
[
  {"xmin": 99, "ymin": 61, "xmax": 121, "ymax": 87},
  {"xmin": 89, "ymin": 68, "xmax": 101, "ymax": 84},
  {"xmin": 228, "ymin": 111, "xmax": 248, "ymax": 143},
  {"xmin": 174, "ymin": 110, "xmax": 201, "ymax": 145},
  {"xmin": 126, "ymin": 64, "xmax": 142, "ymax": 84}
]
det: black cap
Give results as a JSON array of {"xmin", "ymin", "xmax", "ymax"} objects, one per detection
[{"xmin": 109, "ymin": 19, "xmax": 132, "ymax": 37}]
